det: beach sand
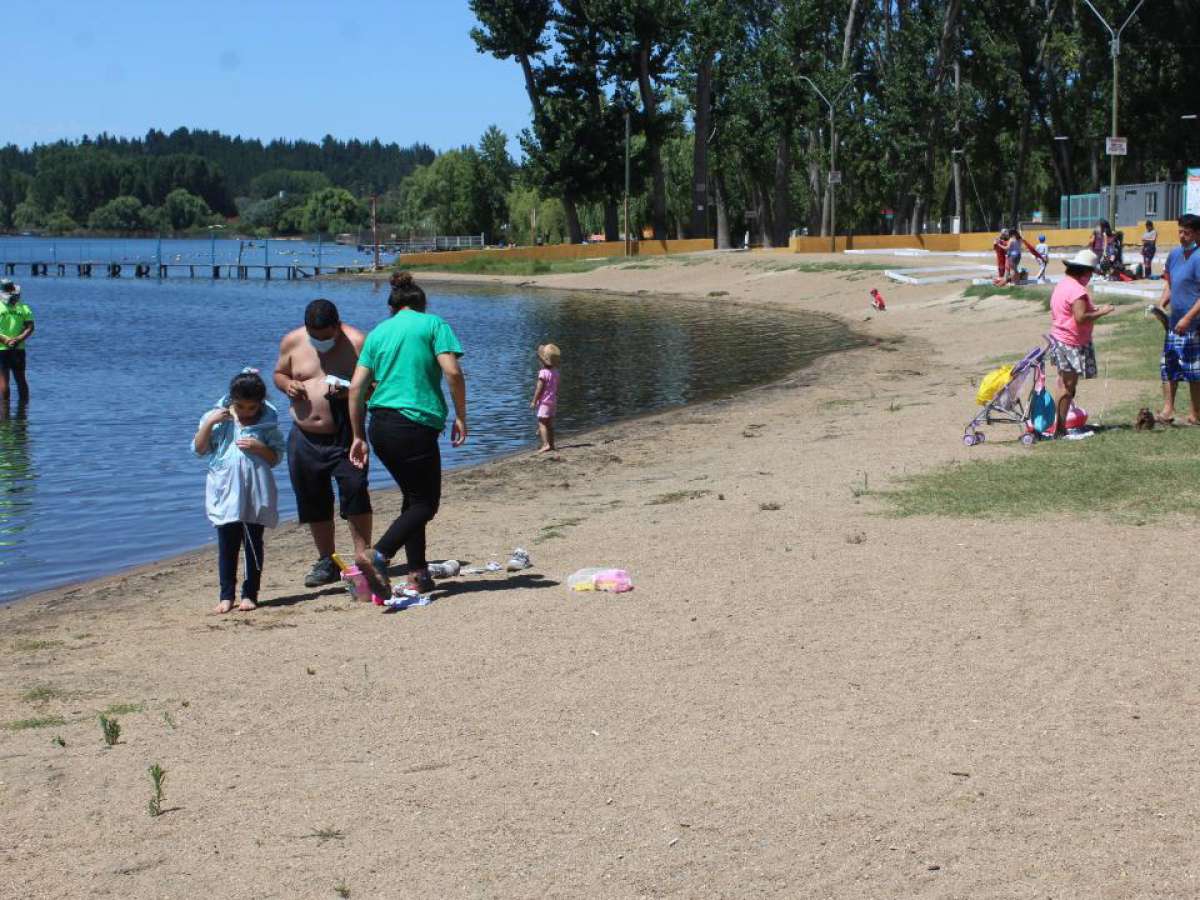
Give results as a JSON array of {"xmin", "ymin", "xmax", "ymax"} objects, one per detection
[{"xmin": 2, "ymin": 252, "xmax": 1191, "ymax": 898}]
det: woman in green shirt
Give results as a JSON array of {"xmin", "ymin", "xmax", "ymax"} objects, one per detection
[{"xmin": 348, "ymin": 272, "xmax": 467, "ymax": 598}]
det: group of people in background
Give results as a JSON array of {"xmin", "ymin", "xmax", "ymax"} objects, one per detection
[
  {"xmin": 1088, "ymin": 218, "xmax": 1162, "ymax": 280},
  {"xmin": 992, "ymin": 228, "xmax": 1049, "ymax": 285},
  {"xmin": 192, "ymin": 271, "xmax": 562, "ymax": 613}
]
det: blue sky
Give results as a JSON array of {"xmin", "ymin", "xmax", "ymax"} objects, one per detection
[{"xmin": 6, "ymin": 1, "xmax": 531, "ymax": 154}]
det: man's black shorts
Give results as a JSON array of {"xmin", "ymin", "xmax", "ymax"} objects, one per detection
[
  {"xmin": 287, "ymin": 426, "xmax": 371, "ymax": 523},
  {"xmin": 0, "ymin": 348, "xmax": 26, "ymax": 377}
]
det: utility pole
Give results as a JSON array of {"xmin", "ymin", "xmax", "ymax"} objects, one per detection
[
  {"xmin": 624, "ymin": 109, "xmax": 632, "ymax": 257},
  {"xmin": 1083, "ymin": 0, "xmax": 1144, "ymax": 227},
  {"xmin": 952, "ymin": 60, "xmax": 963, "ymax": 234},
  {"xmin": 801, "ymin": 74, "xmax": 858, "ymax": 254},
  {"xmin": 371, "ymin": 194, "xmax": 380, "ymax": 270}
]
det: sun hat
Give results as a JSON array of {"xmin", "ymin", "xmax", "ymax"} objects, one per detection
[
  {"xmin": 1063, "ymin": 249, "xmax": 1099, "ymax": 271},
  {"xmin": 538, "ymin": 343, "xmax": 561, "ymax": 366}
]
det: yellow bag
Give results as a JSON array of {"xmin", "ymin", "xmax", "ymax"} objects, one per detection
[{"xmin": 976, "ymin": 365, "xmax": 1013, "ymax": 405}]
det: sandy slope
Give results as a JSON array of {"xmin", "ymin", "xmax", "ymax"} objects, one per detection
[{"xmin": 2, "ymin": 252, "xmax": 1193, "ymax": 899}]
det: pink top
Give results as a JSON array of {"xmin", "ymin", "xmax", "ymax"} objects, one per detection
[
  {"xmin": 537, "ymin": 367, "xmax": 559, "ymax": 413},
  {"xmin": 1049, "ymin": 275, "xmax": 1095, "ymax": 347}
]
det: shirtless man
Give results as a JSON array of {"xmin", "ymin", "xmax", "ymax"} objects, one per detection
[{"xmin": 274, "ymin": 298, "xmax": 372, "ymax": 587}]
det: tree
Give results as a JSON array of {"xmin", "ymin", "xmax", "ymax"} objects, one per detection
[
  {"xmin": 87, "ymin": 195, "xmax": 151, "ymax": 232},
  {"xmin": 477, "ymin": 126, "xmax": 516, "ymax": 240},
  {"xmin": 162, "ymin": 188, "xmax": 214, "ymax": 230},
  {"xmin": 13, "ymin": 201, "xmax": 46, "ymax": 231},
  {"xmin": 300, "ymin": 188, "xmax": 366, "ymax": 234}
]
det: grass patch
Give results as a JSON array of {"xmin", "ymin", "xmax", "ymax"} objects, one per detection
[
  {"xmin": 879, "ymin": 425, "xmax": 1200, "ymax": 521},
  {"xmin": 1096, "ymin": 313, "xmax": 1165, "ymax": 381},
  {"xmin": 647, "ymin": 489, "xmax": 712, "ymax": 505},
  {"xmin": 6, "ymin": 715, "xmax": 66, "ymax": 731},
  {"xmin": 21, "ymin": 684, "xmax": 66, "ymax": 704},
  {"xmin": 397, "ymin": 255, "xmax": 622, "ymax": 277},
  {"xmin": 101, "ymin": 702, "xmax": 143, "ymax": 716},
  {"xmin": 13, "ymin": 639, "xmax": 63, "ymax": 653},
  {"xmin": 963, "ymin": 283, "xmax": 1054, "ymax": 306}
]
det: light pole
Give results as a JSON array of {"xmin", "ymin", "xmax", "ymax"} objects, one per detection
[
  {"xmin": 624, "ymin": 109, "xmax": 632, "ymax": 257},
  {"xmin": 207, "ymin": 224, "xmax": 224, "ymax": 276},
  {"xmin": 801, "ymin": 74, "xmax": 858, "ymax": 253},
  {"xmin": 1054, "ymin": 135, "xmax": 1072, "ymax": 227},
  {"xmin": 1083, "ymin": 0, "xmax": 1145, "ymax": 227}
]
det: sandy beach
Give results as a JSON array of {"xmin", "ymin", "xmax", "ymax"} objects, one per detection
[{"xmin": 3, "ymin": 251, "xmax": 1195, "ymax": 898}]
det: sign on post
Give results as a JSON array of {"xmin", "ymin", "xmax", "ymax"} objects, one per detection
[
  {"xmin": 828, "ymin": 171, "xmax": 843, "ymax": 185},
  {"xmin": 1105, "ymin": 137, "xmax": 1127, "ymax": 156},
  {"xmin": 1187, "ymin": 168, "xmax": 1200, "ymax": 216}
]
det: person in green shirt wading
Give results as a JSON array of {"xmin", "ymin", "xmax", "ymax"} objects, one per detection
[
  {"xmin": 348, "ymin": 271, "xmax": 467, "ymax": 599},
  {"xmin": 0, "ymin": 280, "xmax": 34, "ymax": 410}
]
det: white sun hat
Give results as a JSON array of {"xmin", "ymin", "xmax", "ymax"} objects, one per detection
[{"xmin": 1064, "ymin": 249, "xmax": 1099, "ymax": 270}]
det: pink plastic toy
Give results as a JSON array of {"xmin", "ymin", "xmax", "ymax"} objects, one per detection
[{"xmin": 342, "ymin": 565, "xmax": 383, "ymax": 605}]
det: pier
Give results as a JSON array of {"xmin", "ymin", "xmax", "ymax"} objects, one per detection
[{"xmin": 0, "ymin": 261, "xmax": 372, "ymax": 279}]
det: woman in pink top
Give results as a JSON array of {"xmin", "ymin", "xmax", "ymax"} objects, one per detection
[
  {"xmin": 529, "ymin": 343, "xmax": 561, "ymax": 453},
  {"xmin": 1047, "ymin": 249, "xmax": 1115, "ymax": 434}
]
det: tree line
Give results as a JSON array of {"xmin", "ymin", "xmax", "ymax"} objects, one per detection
[
  {"xmin": 469, "ymin": 0, "xmax": 1199, "ymax": 246},
  {"xmin": 0, "ymin": 129, "xmax": 437, "ymax": 236}
]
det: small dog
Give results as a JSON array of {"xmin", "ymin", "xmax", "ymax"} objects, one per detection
[{"xmin": 1135, "ymin": 408, "xmax": 1156, "ymax": 431}]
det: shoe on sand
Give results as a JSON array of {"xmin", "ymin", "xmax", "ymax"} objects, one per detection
[
  {"xmin": 304, "ymin": 556, "xmax": 340, "ymax": 588},
  {"xmin": 506, "ymin": 548, "xmax": 532, "ymax": 572}
]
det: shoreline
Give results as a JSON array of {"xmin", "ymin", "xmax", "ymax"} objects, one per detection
[
  {"xmin": 0, "ymin": 282, "xmax": 864, "ymax": 619},
  {"xmin": 5, "ymin": 251, "xmax": 1187, "ymax": 898},
  {"xmin": 1, "ymin": 273, "xmax": 865, "ymax": 612}
]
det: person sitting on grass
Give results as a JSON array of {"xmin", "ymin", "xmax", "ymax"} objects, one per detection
[
  {"xmin": 1155, "ymin": 213, "xmax": 1200, "ymax": 425},
  {"xmin": 1047, "ymin": 249, "xmax": 1115, "ymax": 436},
  {"xmin": 193, "ymin": 369, "xmax": 285, "ymax": 614}
]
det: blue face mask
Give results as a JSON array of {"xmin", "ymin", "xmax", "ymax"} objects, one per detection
[{"xmin": 309, "ymin": 335, "xmax": 337, "ymax": 353}]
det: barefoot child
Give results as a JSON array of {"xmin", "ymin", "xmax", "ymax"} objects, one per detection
[
  {"xmin": 193, "ymin": 370, "xmax": 285, "ymax": 613},
  {"xmin": 530, "ymin": 343, "xmax": 561, "ymax": 453}
]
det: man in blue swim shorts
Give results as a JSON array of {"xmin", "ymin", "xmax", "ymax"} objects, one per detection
[{"xmin": 1156, "ymin": 214, "xmax": 1200, "ymax": 425}]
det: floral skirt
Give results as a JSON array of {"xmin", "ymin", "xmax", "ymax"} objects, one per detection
[{"xmin": 1048, "ymin": 338, "xmax": 1097, "ymax": 379}]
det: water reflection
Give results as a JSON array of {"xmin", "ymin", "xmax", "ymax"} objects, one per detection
[{"xmin": 0, "ymin": 405, "xmax": 35, "ymax": 569}]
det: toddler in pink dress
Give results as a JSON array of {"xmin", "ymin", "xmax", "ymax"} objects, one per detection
[{"xmin": 529, "ymin": 343, "xmax": 561, "ymax": 453}]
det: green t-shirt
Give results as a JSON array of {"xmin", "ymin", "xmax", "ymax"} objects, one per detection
[
  {"xmin": 0, "ymin": 301, "xmax": 33, "ymax": 350},
  {"xmin": 359, "ymin": 310, "xmax": 463, "ymax": 430}
]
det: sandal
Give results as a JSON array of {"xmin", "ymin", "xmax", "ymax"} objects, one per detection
[{"xmin": 355, "ymin": 549, "xmax": 392, "ymax": 599}]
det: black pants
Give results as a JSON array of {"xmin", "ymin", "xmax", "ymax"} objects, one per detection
[
  {"xmin": 217, "ymin": 522, "xmax": 264, "ymax": 602},
  {"xmin": 0, "ymin": 349, "xmax": 28, "ymax": 403},
  {"xmin": 369, "ymin": 410, "xmax": 441, "ymax": 570}
]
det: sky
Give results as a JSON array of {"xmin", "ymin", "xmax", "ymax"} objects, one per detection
[{"xmin": 6, "ymin": 0, "xmax": 532, "ymax": 154}]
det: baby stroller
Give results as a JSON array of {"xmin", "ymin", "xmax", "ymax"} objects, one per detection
[{"xmin": 963, "ymin": 343, "xmax": 1047, "ymax": 447}]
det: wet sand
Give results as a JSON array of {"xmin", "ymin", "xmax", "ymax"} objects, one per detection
[{"xmin": 1, "ymin": 252, "xmax": 1190, "ymax": 898}]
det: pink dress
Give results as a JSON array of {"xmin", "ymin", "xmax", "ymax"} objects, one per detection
[{"xmin": 536, "ymin": 367, "xmax": 559, "ymax": 419}]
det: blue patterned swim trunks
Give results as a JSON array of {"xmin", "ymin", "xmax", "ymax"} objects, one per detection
[{"xmin": 1161, "ymin": 331, "xmax": 1200, "ymax": 382}]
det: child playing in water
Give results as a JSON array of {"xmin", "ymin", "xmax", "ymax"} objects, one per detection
[
  {"xmin": 193, "ymin": 369, "xmax": 285, "ymax": 613},
  {"xmin": 529, "ymin": 343, "xmax": 561, "ymax": 453}
]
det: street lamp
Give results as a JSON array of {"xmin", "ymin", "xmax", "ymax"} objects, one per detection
[
  {"xmin": 801, "ymin": 73, "xmax": 859, "ymax": 253},
  {"xmin": 1083, "ymin": 0, "xmax": 1145, "ymax": 226},
  {"xmin": 1182, "ymin": 114, "xmax": 1198, "ymax": 121},
  {"xmin": 1054, "ymin": 136, "xmax": 1073, "ymax": 227},
  {"xmin": 207, "ymin": 224, "xmax": 224, "ymax": 275}
]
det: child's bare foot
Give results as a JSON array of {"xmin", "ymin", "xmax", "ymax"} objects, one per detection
[
  {"xmin": 214, "ymin": 599, "xmax": 234, "ymax": 614},
  {"xmin": 238, "ymin": 598, "xmax": 258, "ymax": 612},
  {"xmin": 536, "ymin": 445, "xmax": 553, "ymax": 454}
]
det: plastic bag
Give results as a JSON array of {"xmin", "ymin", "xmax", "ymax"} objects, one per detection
[
  {"xmin": 567, "ymin": 567, "xmax": 634, "ymax": 593},
  {"xmin": 976, "ymin": 365, "xmax": 1013, "ymax": 405}
]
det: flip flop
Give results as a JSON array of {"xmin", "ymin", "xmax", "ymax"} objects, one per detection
[{"xmin": 1155, "ymin": 414, "xmax": 1175, "ymax": 425}]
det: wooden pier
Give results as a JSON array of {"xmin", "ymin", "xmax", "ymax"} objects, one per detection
[{"xmin": 0, "ymin": 261, "xmax": 373, "ymax": 280}]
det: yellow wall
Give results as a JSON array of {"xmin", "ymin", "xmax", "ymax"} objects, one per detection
[
  {"xmin": 789, "ymin": 227, "xmax": 1097, "ymax": 254},
  {"xmin": 394, "ymin": 239, "xmax": 714, "ymax": 267}
]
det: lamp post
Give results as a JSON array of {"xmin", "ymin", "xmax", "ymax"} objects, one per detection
[
  {"xmin": 1053, "ymin": 135, "xmax": 1072, "ymax": 227},
  {"xmin": 207, "ymin": 224, "xmax": 224, "ymax": 277},
  {"xmin": 624, "ymin": 109, "xmax": 632, "ymax": 257},
  {"xmin": 801, "ymin": 74, "xmax": 858, "ymax": 253},
  {"xmin": 1083, "ymin": 0, "xmax": 1145, "ymax": 227}
]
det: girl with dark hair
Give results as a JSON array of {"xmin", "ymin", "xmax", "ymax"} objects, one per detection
[
  {"xmin": 348, "ymin": 272, "xmax": 467, "ymax": 598},
  {"xmin": 193, "ymin": 369, "xmax": 286, "ymax": 613},
  {"xmin": 1142, "ymin": 219, "xmax": 1158, "ymax": 278}
]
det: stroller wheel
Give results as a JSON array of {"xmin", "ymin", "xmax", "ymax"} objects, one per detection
[
  {"xmin": 963, "ymin": 433, "xmax": 978, "ymax": 447},
  {"xmin": 1020, "ymin": 432, "xmax": 1036, "ymax": 447},
  {"xmin": 976, "ymin": 432, "xmax": 986, "ymax": 444}
]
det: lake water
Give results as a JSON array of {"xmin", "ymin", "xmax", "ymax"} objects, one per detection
[{"xmin": 0, "ymin": 238, "xmax": 861, "ymax": 604}]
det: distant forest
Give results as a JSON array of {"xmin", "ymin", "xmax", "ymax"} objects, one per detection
[{"xmin": 0, "ymin": 129, "xmax": 438, "ymax": 237}]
